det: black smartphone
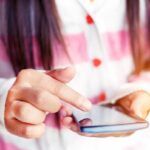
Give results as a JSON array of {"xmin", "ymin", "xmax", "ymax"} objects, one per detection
[{"xmin": 73, "ymin": 104, "xmax": 149, "ymax": 135}]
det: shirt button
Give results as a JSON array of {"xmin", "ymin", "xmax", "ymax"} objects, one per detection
[
  {"xmin": 98, "ymin": 92, "xmax": 106, "ymax": 102},
  {"xmin": 86, "ymin": 15, "xmax": 94, "ymax": 24},
  {"xmin": 92, "ymin": 58, "xmax": 102, "ymax": 67}
]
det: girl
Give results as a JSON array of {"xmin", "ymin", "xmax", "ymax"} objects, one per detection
[{"xmin": 0, "ymin": 0, "xmax": 150, "ymax": 150}]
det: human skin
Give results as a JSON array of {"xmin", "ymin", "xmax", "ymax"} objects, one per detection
[
  {"xmin": 61, "ymin": 91, "xmax": 150, "ymax": 137},
  {"xmin": 4, "ymin": 67, "xmax": 92, "ymax": 138}
]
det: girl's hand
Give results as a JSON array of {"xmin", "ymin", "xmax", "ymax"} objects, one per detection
[
  {"xmin": 5, "ymin": 67, "xmax": 92, "ymax": 138},
  {"xmin": 61, "ymin": 91, "xmax": 150, "ymax": 137},
  {"xmin": 116, "ymin": 90, "xmax": 150, "ymax": 119}
]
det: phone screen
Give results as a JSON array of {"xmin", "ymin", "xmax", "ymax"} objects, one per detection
[{"xmin": 73, "ymin": 104, "xmax": 149, "ymax": 134}]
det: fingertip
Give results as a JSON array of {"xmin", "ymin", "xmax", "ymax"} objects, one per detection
[
  {"xmin": 78, "ymin": 98, "xmax": 92, "ymax": 111},
  {"xmin": 61, "ymin": 117, "xmax": 73, "ymax": 127},
  {"xmin": 61, "ymin": 105, "xmax": 73, "ymax": 116}
]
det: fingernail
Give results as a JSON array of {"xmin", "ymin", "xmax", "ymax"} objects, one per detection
[{"xmin": 80, "ymin": 98, "xmax": 92, "ymax": 111}]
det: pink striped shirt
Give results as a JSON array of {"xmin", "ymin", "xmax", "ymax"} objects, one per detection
[{"xmin": 0, "ymin": 0, "xmax": 150, "ymax": 150}]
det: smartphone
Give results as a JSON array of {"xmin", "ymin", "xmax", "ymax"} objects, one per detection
[{"xmin": 73, "ymin": 104, "xmax": 149, "ymax": 134}]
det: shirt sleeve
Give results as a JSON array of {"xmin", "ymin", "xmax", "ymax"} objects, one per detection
[
  {"xmin": 0, "ymin": 78, "xmax": 16, "ymax": 127},
  {"xmin": 110, "ymin": 71, "xmax": 150, "ymax": 103}
]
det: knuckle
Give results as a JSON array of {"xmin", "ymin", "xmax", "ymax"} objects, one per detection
[
  {"xmin": 18, "ymin": 69, "xmax": 28, "ymax": 77},
  {"xmin": 8, "ymin": 87, "xmax": 18, "ymax": 99},
  {"xmin": 36, "ymin": 91, "xmax": 48, "ymax": 106},
  {"xmin": 18, "ymin": 69, "xmax": 34, "ymax": 80}
]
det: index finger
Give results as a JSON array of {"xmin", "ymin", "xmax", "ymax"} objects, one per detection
[{"xmin": 39, "ymin": 74, "xmax": 92, "ymax": 111}]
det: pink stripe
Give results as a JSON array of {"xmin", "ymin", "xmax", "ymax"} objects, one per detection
[
  {"xmin": 103, "ymin": 30, "xmax": 130, "ymax": 60},
  {"xmin": 44, "ymin": 113, "xmax": 60, "ymax": 129},
  {"xmin": 0, "ymin": 137, "xmax": 24, "ymax": 150},
  {"xmin": 0, "ymin": 32, "xmax": 89, "ymax": 68},
  {"xmin": 53, "ymin": 32, "xmax": 89, "ymax": 67}
]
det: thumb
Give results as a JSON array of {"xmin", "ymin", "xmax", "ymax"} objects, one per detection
[
  {"xmin": 130, "ymin": 94, "xmax": 150, "ymax": 119},
  {"xmin": 46, "ymin": 66, "xmax": 76, "ymax": 83},
  {"xmin": 116, "ymin": 91, "xmax": 150, "ymax": 119}
]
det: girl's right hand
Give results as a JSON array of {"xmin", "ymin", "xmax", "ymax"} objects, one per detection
[{"xmin": 4, "ymin": 67, "xmax": 92, "ymax": 138}]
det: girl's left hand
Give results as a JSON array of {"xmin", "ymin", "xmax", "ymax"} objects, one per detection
[
  {"xmin": 61, "ymin": 91, "xmax": 150, "ymax": 137},
  {"xmin": 116, "ymin": 90, "xmax": 150, "ymax": 119}
]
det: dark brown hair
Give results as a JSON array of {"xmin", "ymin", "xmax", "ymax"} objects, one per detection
[
  {"xmin": 127, "ymin": 0, "xmax": 150, "ymax": 74},
  {"xmin": 0, "ymin": 0, "xmax": 150, "ymax": 75},
  {"xmin": 0, "ymin": 0, "xmax": 64, "ymax": 74}
]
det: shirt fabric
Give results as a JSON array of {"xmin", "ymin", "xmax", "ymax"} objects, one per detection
[{"xmin": 0, "ymin": 0, "xmax": 150, "ymax": 150}]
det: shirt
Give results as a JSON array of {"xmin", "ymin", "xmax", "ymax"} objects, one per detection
[{"xmin": 0, "ymin": 0, "xmax": 150, "ymax": 150}]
